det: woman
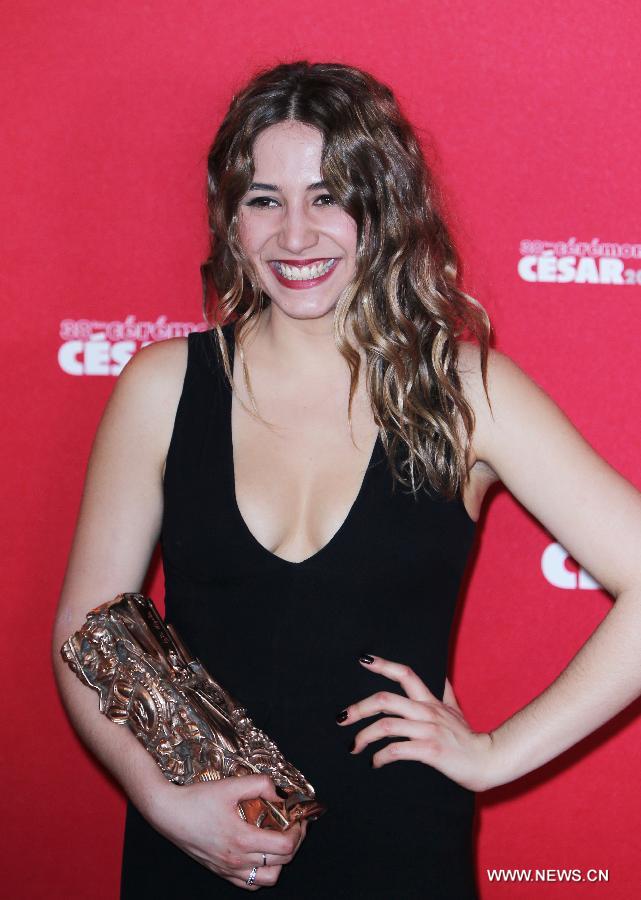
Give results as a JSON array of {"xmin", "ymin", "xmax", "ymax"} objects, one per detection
[{"xmin": 52, "ymin": 61, "xmax": 641, "ymax": 898}]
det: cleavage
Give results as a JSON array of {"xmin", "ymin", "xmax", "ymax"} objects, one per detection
[{"xmin": 231, "ymin": 391, "xmax": 379, "ymax": 564}]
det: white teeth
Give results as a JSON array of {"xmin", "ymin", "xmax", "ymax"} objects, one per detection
[{"xmin": 273, "ymin": 259, "xmax": 336, "ymax": 281}]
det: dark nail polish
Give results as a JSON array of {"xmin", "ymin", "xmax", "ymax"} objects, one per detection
[
  {"xmin": 336, "ymin": 709, "xmax": 348, "ymax": 723},
  {"xmin": 275, "ymin": 785, "xmax": 289, "ymax": 799},
  {"xmin": 359, "ymin": 654, "xmax": 374, "ymax": 664}
]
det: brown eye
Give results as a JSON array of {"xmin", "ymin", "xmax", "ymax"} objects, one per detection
[
  {"xmin": 314, "ymin": 194, "xmax": 337, "ymax": 206},
  {"xmin": 246, "ymin": 196, "xmax": 279, "ymax": 208}
]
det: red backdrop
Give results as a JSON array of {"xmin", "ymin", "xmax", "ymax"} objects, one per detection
[{"xmin": 2, "ymin": 2, "xmax": 640, "ymax": 897}]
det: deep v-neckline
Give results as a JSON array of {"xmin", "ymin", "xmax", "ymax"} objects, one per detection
[{"xmin": 222, "ymin": 324, "xmax": 381, "ymax": 567}]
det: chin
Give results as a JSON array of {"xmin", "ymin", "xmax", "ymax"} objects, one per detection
[{"xmin": 267, "ymin": 294, "xmax": 340, "ymax": 321}]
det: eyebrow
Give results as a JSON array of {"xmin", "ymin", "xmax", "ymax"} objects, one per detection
[{"xmin": 248, "ymin": 180, "xmax": 328, "ymax": 192}]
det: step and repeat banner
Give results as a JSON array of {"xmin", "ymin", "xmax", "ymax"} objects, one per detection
[{"xmin": 2, "ymin": 2, "xmax": 640, "ymax": 898}]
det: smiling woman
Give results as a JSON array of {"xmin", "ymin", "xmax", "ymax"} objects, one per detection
[
  {"xmin": 52, "ymin": 60, "xmax": 641, "ymax": 900},
  {"xmin": 237, "ymin": 125, "xmax": 358, "ymax": 307},
  {"xmin": 201, "ymin": 62, "xmax": 491, "ymax": 501}
]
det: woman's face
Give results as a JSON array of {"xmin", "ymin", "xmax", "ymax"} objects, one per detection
[{"xmin": 237, "ymin": 121, "xmax": 358, "ymax": 323}]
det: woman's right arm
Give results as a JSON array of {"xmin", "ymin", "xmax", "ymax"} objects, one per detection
[{"xmin": 51, "ymin": 337, "xmax": 304, "ymax": 891}]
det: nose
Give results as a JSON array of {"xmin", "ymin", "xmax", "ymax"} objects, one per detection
[{"xmin": 276, "ymin": 203, "xmax": 319, "ymax": 255}]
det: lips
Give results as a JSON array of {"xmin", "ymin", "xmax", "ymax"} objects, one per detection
[
  {"xmin": 268, "ymin": 257, "xmax": 339, "ymax": 289},
  {"xmin": 270, "ymin": 258, "xmax": 334, "ymax": 265}
]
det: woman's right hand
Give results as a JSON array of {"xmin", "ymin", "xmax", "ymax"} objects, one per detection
[{"xmin": 147, "ymin": 774, "xmax": 308, "ymax": 890}]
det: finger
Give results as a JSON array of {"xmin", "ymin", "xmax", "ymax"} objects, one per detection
[
  {"xmin": 227, "ymin": 875, "xmax": 261, "ymax": 891},
  {"xmin": 337, "ymin": 689, "xmax": 428, "ymax": 725},
  {"xmin": 357, "ymin": 655, "xmax": 436, "ymax": 702},
  {"xmin": 224, "ymin": 864, "xmax": 282, "ymax": 891},
  {"xmin": 442, "ymin": 676, "xmax": 463, "ymax": 713},
  {"xmin": 231, "ymin": 777, "xmax": 300, "ymax": 856},
  {"xmin": 371, "ymin": 737, "xmax": 441, "ymax": 769},
  {"xmin": 245, "ymin": 823, "xmax": 304, "ymax": 867},
  {"xmin": 245, "ymin": 850, "xmax": 292, "ymax": 868},
  {"xmin": 240, "ymin": 863, "xmax": 282, "ymax": 888},
  {"xmin": 350, "ymin": 716, "xmax": 439, "ymax": 754},
  {"xmin": 294, "ymin": 819, "xmax": 309, "ymax": 853},
  {"xmin": 232, "ymin": 774, "xmax": 281, "ymax": 804},
  {"xmin": 239, "ymin": 819, "xmax": 301, "ymax": 857}
]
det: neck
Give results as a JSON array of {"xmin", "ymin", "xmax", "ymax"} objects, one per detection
[{"xmin": 248, "ymin": 305, "xmax": 353, "ymax": 379}]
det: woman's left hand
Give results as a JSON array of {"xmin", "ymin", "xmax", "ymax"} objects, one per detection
[{"xmin": 337, "ymin": 654, "xmax": 500, "ymax": 792}]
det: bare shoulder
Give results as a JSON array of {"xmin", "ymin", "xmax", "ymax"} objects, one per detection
[
  {"xmin": 454, "ymin": 340, "xmax": 543, "ymax": 468},
  {"xmin": 119, "ymin": 335, "xmax": 188, "ymax": 394},
  {"xmin": 454, "ymin": 340, "xmax": 503, "ymax": 477},
  {"xmin": 453, "ymin": 339, "xmax": 569, "ymax": 499},
  {"xmin": 109, "ymin": 336, "xmax": 189, "ymax": 474},
  {"xmin": 455, "ymin": 339, "xmax": 523, "ymax": 414}
]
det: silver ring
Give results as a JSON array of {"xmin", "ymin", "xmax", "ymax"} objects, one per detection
[
  {"xmin": 262, "ymin": 853, "xmax": 268, "ymax": 866},
  {"xmin": 246, "ymin": 866, "xmax": 258, "ymax": 886}
]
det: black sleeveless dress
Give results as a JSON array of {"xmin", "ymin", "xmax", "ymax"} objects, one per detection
[{"xmin": 120, "ymin": 325, "xmax": 479, "ymax": 899}]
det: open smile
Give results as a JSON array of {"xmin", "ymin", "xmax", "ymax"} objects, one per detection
[{"xmin": 268, "ymin": 257, "xmax": 339, "ymax": 289}]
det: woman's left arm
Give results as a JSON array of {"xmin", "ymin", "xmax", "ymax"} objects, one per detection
[{"xmin": 341, "ymin": 347, "xmax": 641, "ymax": 791}]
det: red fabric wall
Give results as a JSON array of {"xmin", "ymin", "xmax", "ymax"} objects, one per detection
[{"xmin": 2, "ymin": 2, "xmax": 640, "ymax": 897}]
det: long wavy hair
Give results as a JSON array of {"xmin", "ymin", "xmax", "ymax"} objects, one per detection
[{"xmin": 200, "ymin": 61, "xmax": 491, "ymax": 499}]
